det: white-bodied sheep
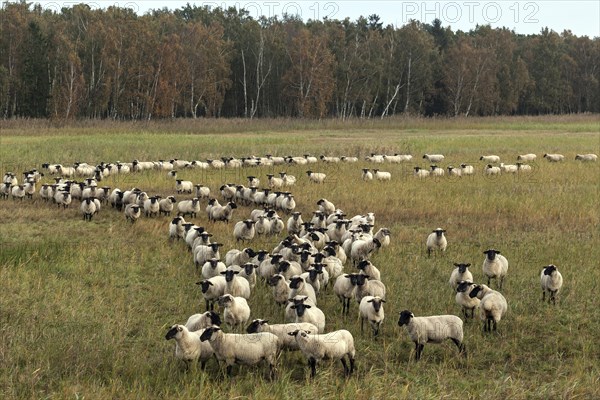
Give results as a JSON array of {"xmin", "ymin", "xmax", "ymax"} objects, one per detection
[
  {"xmin": 317, "ymin": 198, "xmax": 336, "ymax": 216},
  {"xmin": 361, "ymin": 168, "xmax": 373, "ymax": 181},
  {"xmin": 543, "ymin": 153, "xmax": 565, "ymax": 162},
  {"xmin": 455, "ymin": 280, "xmax": 480, "ymax": 320},
  {"xmin": 540, "ymin": 264, "xmax": 563, "ymax": 305},
  {"xmin": 306, "ymin": 170, "xmax": 326, "ymax": 184},
  {"xmin": 218, "ymin": 294, "xmax": 251, "ymax": 332},
  {"xmin": 359, "ymin": 295, "xmax": 385, "ymax": 337},
  {"xmin": 143, "ymin": 196, "xmax": 160, "ymax": 217},
  {"xmin": 499, "ymin": 163, "xmax": 518, "ymax": 173},
  {"xmin": 516, "ymin": 163, "xmax": 532, "ymax": 172},
  {"xmin": 350, "ymin": 237, "xmax": 381, "ymax": 265},
  {"xmin": 482, "ymin": 249, "xmax": 509, "ymax": 289},
  {"xmin": 210, "ymin": 202, "xmax": 238, "ymax": 223},
  {"xmin": 373, "ymin": 169, "xmax": 392, "ymax": 181},
  {"xmin": 238, "ymin": 263, "xmax": 259, "ymax": 290},
  {"xmin": 194, "ymin": 242, "xmax": 223, "ymax": 269},
  {"xmin": 480, "ymin": 155, "xmax": 500, "ymax": 163},
  {"xmin": 352, "ymin": 273, "xmax": 386, "ymax": 304},
  {"xmin": 575, "ymin": 153, "xmax": 598, "ymax": 162},
  {"xmin": 11, "ymin": 185, "xmax": 25, "ymax": 200},
  {"xmin": 469, "ymin": 284, "xmax": 508, "ymax": 332},
  {"xmin": 429, "ymin": 165, "xmax": 445, "ymax": 177},
  {"xmin": 233, "ymin": 219, "xmax": 256, "ymax": 242},
  {"xmin": 199, "ymin": 326, "xmax": 279, "ymax": 378},
  {"xmin": 356, "ymin": 260, "xmax": 381, "ymax": 281},
  {"xmin": 177, "ymin": 198, "xmax": 201, "ymax": 218},
  {"xmin": 485, "ymin": 164, "xmax": 501, "ymax": 175},
  {"xmin": 426, "ymin": 228, "xmax": 447, "ymax": 257},
  {"xmin": 194, "ymin": 184, "xmax": 211, "ymax": 199},
  {"xmin": 165, "ymin": 324, "xmax": 214, "ymax": 369},
  {"xmin": 449, "ymin": 263, "xmax": 473, "ymax": 290},
  {"xmin": 124, "ymin": 204, "xmax": 141, "ymax": 223},
  {"xmin": 184, "ymin": 310, "xmax": 222, "ymax": 332},
  {"xmin": 397, "ymin": 310, "xmax": 465, "ymax": 361},
  {"xmin": 517, "ymin": 153, "xmax": 537, "ymax": 162},
  {"xmin": 366, "ymin": 154, "xmax": 385, "ymax": 163},
  {"xmin": 247, "ymin": 320, "xmax": 318, "ymax": 351},
  {"xmin": 80, "ymin": 198, "xmax": 97, "ymax": 221},
  {"xmin": 423, "ymin": 154, "xmax": 445, "ymax": 163},
  {"xmin": 320, "ymin": 155, "xmax": 340, "ymax": 163},
  {"xmin": 268, "ymin": 274, "xmax": 291, "ymax": 305},
  {"xmin": 290, "ymin": 297, "xmax": 326, "ymax": 333},
  {"xmin": 201, "ymin": 258, "xmax": 227, "ymax": 280},
  {"xmin": 447, "ymin": 166, "xmax": 462, "ymax": 177},
  {"xmin": 266, "ymin": 174, "xmax": 284, "ymax": 189},
  {"xmin": 196, "ymin": 276, "xmax": 227, "ymax": 310},
  {"xmin": 225, "ymin": 248, "xmax": 257, "ymax": 267},
  {"xmin": 460, "ymin": 163, "xmax": 475, "ymax": 175},
  {"xmin": 167, "ymin": 216, "xmax": 185, "ymax": 241},
  {"xmin": 289, "ymin": 275, "xmax": 317, "ymax": 305},
  {"xmin": 221, "ymin": 269, "xmax": 251, "ymax": 300},
  {"xmin": 413, "ymin": 166, "xmax": 430, "ymax": 178},
  {"xmin": 280, "ymin": 172, "xmax": 296, "ymax": 186},
  {"xmin": 288, "ymin": 329, "xmax": 355, "ymax": 377}
]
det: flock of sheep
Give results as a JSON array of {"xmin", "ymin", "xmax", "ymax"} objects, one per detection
[{"xmin": 2, "ymin": 149, "xmax": 586, "ymax": 379}]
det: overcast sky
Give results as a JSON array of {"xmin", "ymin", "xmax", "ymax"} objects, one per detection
[{"xmin": 34, "ymin": 1, "xmax": 600, "ymax": 37}]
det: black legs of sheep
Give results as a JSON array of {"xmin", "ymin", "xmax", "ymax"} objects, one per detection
[
  {"xmin": 483, "ymin": 317, "xmax": 497, "ymax": 332},
  {"xmin": 414, "ymin": 343, "xmax": 425, "ymax": 361},
  {"xmin": 308, "ymin": 356, "xmax": 354, "ymax": 378},
  {"xmin": 412, "ymin": 341, "xmax": 465, "ymax": 361}
]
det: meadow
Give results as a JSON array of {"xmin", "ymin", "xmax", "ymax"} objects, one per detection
[{"xmin": 0, "ymin": 115, "xmax": 599, "ymax": 399}]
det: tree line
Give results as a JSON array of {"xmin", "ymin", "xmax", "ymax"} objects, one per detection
[{"xmin": 1, "ymin": 2, "xmax": 598, "ymax": 120}]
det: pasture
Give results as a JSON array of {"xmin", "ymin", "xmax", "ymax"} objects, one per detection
[{"xmin": 1, "ymin": 115, "xmax": 599, "ymax": 399}]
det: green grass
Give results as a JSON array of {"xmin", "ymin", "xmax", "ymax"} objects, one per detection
[{"xmin": 1, "ymin": 115, "xmax": 599, "ymax": 399}]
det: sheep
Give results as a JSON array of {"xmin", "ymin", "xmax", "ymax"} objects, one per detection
[
  {"xmin": 210, "ymin": 202, "xmax": 238, "ymax": 223},
  {"xmin": 341, "ymin": 156, "xmax": 359, "ymax": 162},
  {"xmin": 218, "ymin": 294, "xmax": 251, "ymax": 332},
  {"xmin": 499, "ymin": 163, "xmax": 518, "ymax": 173},
  {"xmin": 350, "ymin": 237, "xmax": 381, "ymax": 266},
  {"xmin": 175, "ymin": 180, "xmax": 193, "ymax": 194},
  {"xmin": 55, "ymin": 191, "xmax": 72, "ymax": 208},
  {"xmin": 373, "ymin": 169, "xmax": 392, "ymax": 181},
  {"xmin": 289, "ymin": 275, "xmax": 318, "ymax": 305},
  {"xmin": 430, "ymin": 165, "xmax": 445, "ymax": 177},
  {"xmin": 184, "ymin": 310, "xmax": 222, "ymax": 332},
  {"xmin": 366, "ymin": 154, "xmax": 385, "ymax": 163},
  {"xmin": 277, "ymin": 260, "xmax": 304, "ymax": 282},
  {"xmin": 143, "ymin": 196, "xmax": 160, "ymax": 217},
  {"xmin": 288, "ymin": 329, "xmax": 355, "ymax": 377},
  {"xmin": 541, "ymin": 264, "xmax": 563, "ymax": 305},
  {"xmin": 279, "ymin": 193, "xmax": 296, "ymax": 213},
  {"xmin": 11, "ymin": 185, "xmax": 25, "ymax": 200},
  {"xmin": 359, "ymin": 296, "xmax": 385, "ymax": 337},
  {"xmin": 220, "ymin": 184, "xmax": 237, "ymax": 201},
  {"xmin": 304, "ymin": 154, "xmax": 318, "ymax": 163},
  {"xmin": 1, "ymin": 182, "xmax": 12, "ymax": 199},
  {"xmin": 135, "ymin": 191, "xmax": 149, "ymax": 208},
  {"xmin": 177, "ymin": 198, "xmax": 200, "ymax": 218},
  {"xmin": 259, "ymin": 254, "xmax": 284, "ymax": 281},
  {"xmin": 320, "ymin": 155, "xmax": 340, "ymax": 163},
  {"xmin": 23, "ymin": 181, "xmax": 35, "ymax": 198},
  {"xmin": 356, "ymin": 260, "xmax": 381, "ymax": 281},
  {"xmin": 300, "ymin": 267, "xmax": 323, "ymax": 294},
  {"xmin": 352, "ymin": 274, "xmax": 386, "ymax": 304},
  {"xmin": 449, "ymin": 263, "xmax": 473, "ymax": 290},
  {"xmin": 361, "ymin": 168, "xmax": 373, "ymax": 181},
  {"xmin": 221, "ymin": 269, "xmax": 251, "ymax": 300},
  {"xmin": 480, "ymin": 155, "xmax": 500, "ymax": 163},
  {"xmin": 575, "ymin": 153, "xmax": 598, "ymax": 162},
  {"xmin": 384, "ymin": 154, "xmax": 411, "ymax": 163},
  {"xmin": 317, "ymin": 198, "xmax": 336, "ymax": 216},
  {"xmin": 269, "ymin": 216, "xmax": 285, "ymax": 235},
  {"xmin": 238, "ymin": 263, "xmax": 259, "ymax": 290},
  {"xmin": 268, "ymin": 274, "xmax": 291, "ymax": 305},
  {"xmin": 124, "ymin": 204, "xmax": 141, "ymax": 223},
  {"xmin": 165, "ymin": 324, "xmax": 214, "ymax": 370},
  {"xmin": 543, "ymin": 153, "xmax": 565, "ymax": 162},
  {"xmin": 233, "ymin": 219, "xmax": 256, "ymax": 242},
  {"xmin": 290, "ymin": 297, "xmax": 326, "ymax": 333},
  {"xmin": 485, "ymin": 164, "xmax": 501, "ymax": 175},
  {"xmin": 247, "ymin": 320, "xmax": 318, "ymax": 351},
  {"xmin": 167, "ymin": 170, "xmax": 177, "ymax": 179},
  {"xmin": 516, "ymin": 163, "xmax": 532, "ymax": 172},
  {"xmin": 482, "ymin": 249, "xmax": 509, "ymax": 289},
  {"xmin": 194, "ymin": 242, "xmax": 223, "ymax": 269},
  {"xmin": 225, "ymin": 248, "xmax": 257, "ymax": 267},
  {"xmin": 194, "ymin": 184, "xmax": 211, "ymax": 199},
  {"xmin": 517, "ymin": 153, "xmax": 537, "ymax": 162},
  {"xmin": 447, "ymin": 166, "xmax": 462, "ymax": 177},
  {"xmin": 306, "ymin": 170, "xmax": 326, "ymax": 184},
  {"xmin": 267, "ymin": 174, "xmax": 284, "ymax": 189},
  {"xmin": 373, "ymin": 228, "xmax": 391, "ymax": 248},
  {"xmin": 80, "ymin": 198, "xmax": 97, "ymax": 221},
  {"xmin": 185, "ymin": 225, "xmax": 205, "ymax": 249},
  {"xmin": 426, "ymin": 228, "xmax": 447, "ymax": 257},
  {"xmin": 201, "ymin": 258, "xmax": 227, "ymax": 280},
  {"xmin": 455, "ymin": 280, "xmax": 480, "ymax": 320},
  {"xmin": 397, "ymin": 310, "xmax": 465, "ymax": 361},
  {"xmin": 460, "ymin": 163, "xmax": 475, "ymax": 175},
  {"xmin": 423, "ymin": 154, "xmax": 445, "ymax": 163},
  {"xmin": 469, "ymin": 284, "xmax": 508, "ymax": 332},
  {"xmin": 413, "ymin": 166, "xmax": 430, "ymax": 178},
  {"xmin": 199, "ymin": 326, "xmax": 279, "ymax": 378},
  {"xmin": 247, "ymin": 175, "xmax": 260, "ymax": 187},
  {"xmin": 196, "ymin": 276, "xmax": 227, "ymax": 310},
  {"xmin": 280, "ymin": 172, "xmax": 296, "ymax": 186}
]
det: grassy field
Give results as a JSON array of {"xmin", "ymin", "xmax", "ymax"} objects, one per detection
[{"xmin": 1, "ymin": 115, "xmax": 599, "ymax": 399}]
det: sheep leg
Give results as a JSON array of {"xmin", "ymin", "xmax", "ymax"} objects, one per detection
[
  {"xmin": 308, "ymin": 357, "xmax": 317, "ymax": 378},
  {"xmin": 550, "ymin": 291, "xmax": 556, "ymax": 305},
  {"xmin": 492, "ymin": 320, "xmax": 497, "ymax": 332},
  {"xmin": 415, "ymin": 343, "xmax": 424, "ymax": 361},
  {"xmin": 340, "ymin": 357, "xmax": 349, "ymax": 376},
  {"xmin": 360, "ymin": 317, "xmax": 364, "ymax": 333},
  {"xmin": 349, "ymin": 356, "xmax": 355, "ymax": 374},
  {"xmin": 499, "ymin": 277, "xmax": 504, "ymax": 290},
  {"xmin": 451, "ymin": 338, "xmax": 465, "ymax": 356},
  {"xmin": 487, "ymin": 276, "xmax": 491, "ymax": 286},
  {"xmin": 542, "ymin": 290, "xmax": 546, "ymax": 302}
]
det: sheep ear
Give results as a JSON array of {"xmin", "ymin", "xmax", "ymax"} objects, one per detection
[
  {"xmin": 367, "ymin": 299, "xmax": 373, "ymax": 303},
  {"xmin": 288, "ymin": 330, "xmax": 299, "ymax": 336},
  {"xmin": 262, "ymin": 320, "xmax": 269, "ymax": 324},
  {"xmin": 381, "ymin": 299, "xmax": 386, "ymax": 303},
  {"xmin": 453, "ymin": 263, "xmax": 460, "ymax": 267},
  {"xmin": 220, "ymin": 271, "xmax": 227, "ymax": 275},
  {"xmin": 305, "ymin": 331, "xmax": 311, "ymax": 334},
  {"xmin": 465, "ymin": 263, "xmax": 471, "ymax": 267},
  {"xmin": 304, "ymin": 305, "xmax": 312, "ymax": 309},
  {"xmin": 495, "ymin": 250, "xmax": 501, "ymax": 254}
]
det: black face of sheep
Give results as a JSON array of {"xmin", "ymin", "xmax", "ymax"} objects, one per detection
[
  {"xmin": 206, "ymin": 311, "xmax": 221, "ymax": 326},
  {"xmin": 246, "ymin": 319, "xmax": 268, "ymax": 333},
  {"xmin": 221, "ymin": 270, "xmax": 240, "ymax": 282},
  {"xmin": 354, "ymin": 274, "xmax": 369, "ymax": 287},
  {"xmin": 197, "ymin": 280, "xmax": 213, "ymax": 293},
  {"xmin": 243, "ymin": 263, "xmax": 257, "ymax": 275},
  {"xmin": 210, "ymin": 243, "xmax": 223, "ymax": 252},
  {"xmin": 368, "ymin": 298, "xmax": 385, "ymax": 312},
  {"xmin": 270, "ymin": 254, "xmax": 284, "ymax": 265},
  {"xmin": 398, "ymin": 310, "xmax": 414, "ymax": 327},
  {"xmin": 484, "ymin": 249, "xmax": 500, "ymax": 260},
  {"xmin": 456, "ymin": 281, "xmax": 473, "ymax": 293},
  {"xmin": 454, "ymin": 263, "xmax": 471, "ymax": 273},
  {"xmin": 199, "ymin": 326, "xmax": 220, "ymax": 342},
  {"xmin": 218, "ymin": 295, "xmax": 233, "ymax": 307},
  {"xmin": 268, "ymin": 275, "xmax": 283, "ymax": 286},
  {"xmin": 307, "ymin": 269, "xmax": 321, "ymax": 281},
  {"xmin": 278, "ymin": 261, "xmax": 291, "ymax": 273},
  {"xmin": 291, "ymin": 303, "xmax": 310, "ymax": 317},
  {"xmin": 433, "ymin": 229, "xmax": 446, "ymax": 237},
  {"xmin": 543, "ymin": 265, "xmax": 557, "ymax": 275},
  {"xmin": 469, "ymin": 285, "xmax": 483, "ymax": 298},
  {"xmin": 165, "ymin": 325, "xmax": 182, "ymax": 340},
  {"xmin": 244, "ymin": 248, "xmax": 257, "ymax": 258},
  {"xmin": 289, "ymin": 277, "xmax": 303, "ymax": 289}
]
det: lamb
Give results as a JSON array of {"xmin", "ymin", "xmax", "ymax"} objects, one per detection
[
  {"xmin": 196, "ymin": 276, "xmax": 227, "ymax": 310},
  {"xmin": 575, "ymin": 153, "xmax": 598, "ymax": 162},
  {"xmin": 480, "ymin": 155, "xmax": 500, "ymax": 163},
  {"xmin": 469, "ymin": 284, "xmax": 508, "ymax": 332},
  {"xmin": 423, "ymin": 154, "xmax": 445, "ymax": 163},
  {"xmin": 221, "ymin": 269, "xmax": 251, "ymax": 300},
  {"xmin": 80, "ymin": 198, "xmax": 97, "ymax": 221},
  {"xmin": 184, "ymin": 310, "xmax": 222, "ymax": 331},
  {"xmin": 165, "ymin": 324, "xmax": 214, "ymax": 370},
  {"xmin": 289, "ymin": 275, "xmax": 318, "ymax": 305},
  {"xmin": 225, "ymin": 247, "xmax": 257, "ymax": 267},
  {"xmin": 143, "ymin": 196, "xmax": 160, "ymax": 217},
  {"xmin": 268, "ymin": 274, "xmax": 291, "ymax": 305},
  {"xmin": 210, "ymin": 202, "xmax": 237, "ymax": 223},
  {"xmin": 361, "ymin": 168, "xmax": 373, "ymax": 181},
  {"xmin": 306, "ymin": 170, "xmax": 326, "ymax": 184},
  {"xmin": 199, "ymin": 326, "xmax": 279, "ymax": 378},
  {"xmin": 359, "ymin": 296, "xmax": 385, "ymax": 337},
  {"xmin": 449, "ymin": 263, "xmax": 473, "ymax": 290},
  {"xmin": 541, "ymin": 264, "xmax": 563, "ymax": 305},
  {"xmin": 413, "ymin": 166, "xmax": 430, "ymax": 178},
  {"xmin": 350, "ymin": 237, "xmax": 381, "ymax": 265},
  {"xmin": 517, "ymin": 153, "xmax": 537, "ymax": 162},
  {"xmin": 177, "ymin": 198, "xmax": 200, "ymax": 218},
  {"xmin": 194, "ymin": 184, "xmax": 211, "ymax": 198},
  {"xmin": 353, "ymin": 274, "xmax": 386, "ymax": 304},
  {"xmin": 201, "ymin": 258, "xmax": 227, "ymax": 280},
  {"xmin": 218, "ymin": 294, "xmax": 251, "ymax": 332},
  {"xmin": 426, "ymin": 228, "xmax": 447, "ymax": 257},
  {"xmin": 124, "ymin": 204, "xmax": 141, "ymax": 223},
  {"xmin": 482, "ymin": 249, "xmax": 509, "ymax": 289},
  {"xmin": 247, "ymin": 320, "xmax": 318, "ymax": 351},
  {"xmin": 356, "ymin": 260, "xmax": 381, "ymax": 281},
  {"xmin": 290, "ymin": 297, "xmax": 326, "ymax": 333},
  {"xmin": 543, "ymin": 153, "xmax": 565, "ymax": 162},
  {"xmin": 455, "ymin": 280, "xmax": 480, "ymax": 320},
  {"xmin": 373, "ymin": 169, "xmax": 392, "ymax": 181},
  {"xmin": 233, "ymin": 219, "xmax": 256, "ymax": 242},
  {"xmin": 460, "ymin": 163, "xmax": 475, "ymax": 175},
  {"xmin": 288, "ymin": 329, "xmax": 355, "ymax": 377},
  {"xmin": 397, "ymin": 310, "xmax": 465, "ymax": 361}
]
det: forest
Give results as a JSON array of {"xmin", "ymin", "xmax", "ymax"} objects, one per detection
[{"xmin": 1, "ymin": 1, "xmax": 598, "ymax": 120}]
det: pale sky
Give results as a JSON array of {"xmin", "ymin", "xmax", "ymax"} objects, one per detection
[{"xmin": 34, "ymin": 1, "xmax": 600, "ymax": 37}]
